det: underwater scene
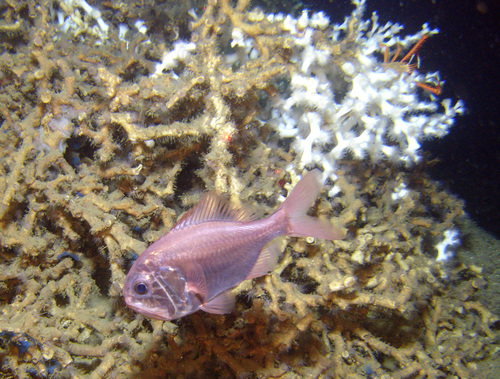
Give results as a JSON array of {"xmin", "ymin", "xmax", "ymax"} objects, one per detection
[{"xmin": 0, "ymin": 0, "xmax": 498, "ymax": 377}]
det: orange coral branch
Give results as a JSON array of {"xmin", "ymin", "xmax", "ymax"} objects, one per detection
[{"xmin": 401, "ymin": 34, "xmax": 429, "ymax": 63}]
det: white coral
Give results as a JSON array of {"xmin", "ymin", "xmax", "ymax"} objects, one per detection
[
  {"xmin": 267, "ymin": 0, "xmax": 464, "ymax": 186},
  {"xmin": 435, "ymin": 230, "xmax": 460, "ymax": 261},
  {"xmin": 153, "ymin": 41, "xmax": 196, "ymax": 77}
]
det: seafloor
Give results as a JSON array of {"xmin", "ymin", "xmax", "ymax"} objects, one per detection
[
  {"xmin": 0, "ymin": 1, "xmax": 498, "ymax": 378},
  {"xmin": 455, "ymin": 215, "xmax": 500, "ymax": 378}
]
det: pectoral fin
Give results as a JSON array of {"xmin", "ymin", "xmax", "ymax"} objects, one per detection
[
  {"xmin": 200, "ymin": 291, "xmax": 235, "ymax": 314},
  {"xmin": 185, "ymin": 263, "xmax": 208, "ymax": 298}
]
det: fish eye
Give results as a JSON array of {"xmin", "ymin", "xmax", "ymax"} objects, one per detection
[{"xmin": 134, "ymin": 282, "xmax": 149, "ymax": 295}]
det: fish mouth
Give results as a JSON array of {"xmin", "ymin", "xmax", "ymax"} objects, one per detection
[{"xmin": 125, "ymin": 301, "xmax": 169, "ymax": 320}]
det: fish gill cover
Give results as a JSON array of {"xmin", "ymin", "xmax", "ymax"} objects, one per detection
[{"xmin": 0, "ymin": 0, "xmax": 497, "ymax": 377}]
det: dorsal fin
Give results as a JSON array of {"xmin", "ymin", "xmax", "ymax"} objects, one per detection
[{"xmin": 172, "ymin": 192, "xmax": 256, "ymax": 230}]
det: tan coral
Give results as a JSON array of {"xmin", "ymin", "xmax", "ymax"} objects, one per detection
[{"xmin": 0, "ymin": 0, "xmax": 497, "ymax": 378}]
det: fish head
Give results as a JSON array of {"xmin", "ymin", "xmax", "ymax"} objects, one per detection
[{"xmin": 123, "ymin": 260, "xmax": 201, "ymax": 321}]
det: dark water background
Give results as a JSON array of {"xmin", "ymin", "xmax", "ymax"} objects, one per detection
[{"xmin": 304, "ymin": 0, "xmax": 500, "ymax": 238}]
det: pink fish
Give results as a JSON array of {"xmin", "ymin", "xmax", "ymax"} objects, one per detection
[{"xmin": 123, "ymin": 169, "xmax": 344, "ymax": 320}]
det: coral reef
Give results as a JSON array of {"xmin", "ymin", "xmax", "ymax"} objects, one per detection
[{"xmin": 0, "ymin": 0, "xmax": 497, "ymax": 378}]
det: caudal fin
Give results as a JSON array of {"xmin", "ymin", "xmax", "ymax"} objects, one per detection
[{"xmin": 279, "ymin": 169, "xmax": 345, "ymax": 241}]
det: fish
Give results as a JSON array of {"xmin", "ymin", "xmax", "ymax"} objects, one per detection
[{"xmin": 122, "ymin": 169, "xmax": 345, "ymax": 321}]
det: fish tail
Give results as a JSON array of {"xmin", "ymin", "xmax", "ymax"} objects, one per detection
[{"xmin": 279, "ymin": 169, "xmax": 345, "ymax": 241}]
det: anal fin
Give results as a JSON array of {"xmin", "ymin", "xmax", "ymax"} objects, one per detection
[{"xmin": 246, "ymin": 237, "xmax": 285, "ymax": 280}]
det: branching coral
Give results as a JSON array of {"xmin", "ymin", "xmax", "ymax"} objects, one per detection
[{"xmin": 0, "ymin": 0, "xmax": 497, "ymax": 378}]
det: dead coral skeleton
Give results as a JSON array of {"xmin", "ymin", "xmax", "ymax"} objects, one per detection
[{"xmin": 0, "ymin": 0, "xmax": 497, "ymax": 378}]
